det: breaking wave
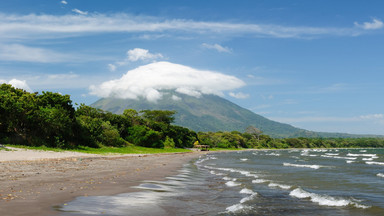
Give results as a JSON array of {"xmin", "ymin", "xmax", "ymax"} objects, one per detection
[
  {"xmin": 268, "ymin": 182, "xmax": 292, "ymax": 190},
  {"xmin": 226, "ymin": 203, "xmax": 252, "ymax": 213},
  {"xmin": 290, "ymin": 188, "xmax": 369, "ymax": 209},
  {"xmin": 283, "ymin": 163, "xmax": 324, "ymax": 169},
  {"xmin": 226, "ymin": 181, "xmax": 241, "ymax": 187},
  {"xmin": 365, "ymin": 161, "xmax": 384, "ymax": 166}
]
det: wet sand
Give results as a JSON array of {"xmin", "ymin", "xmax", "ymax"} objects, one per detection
[{"xmin": 0, "ymin": 147, "xmax": 203, "ymax": 216}]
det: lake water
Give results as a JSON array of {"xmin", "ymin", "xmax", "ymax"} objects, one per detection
[{"xmin": 59, "ymin": 148, "xmax": 384, "ymax": 216}]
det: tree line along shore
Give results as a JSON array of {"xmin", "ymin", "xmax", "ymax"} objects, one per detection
[{"xmin": 1, "ymin": 83, "xmax": 384, "ymax": 152}]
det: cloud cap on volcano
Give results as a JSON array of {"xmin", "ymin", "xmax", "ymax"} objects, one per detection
[{"xmin": 90, "ymin": 61, "xmax": 245, "ymax": 102}]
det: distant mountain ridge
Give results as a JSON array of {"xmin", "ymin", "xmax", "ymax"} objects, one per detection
[{"xmin": 91, "ymin": 92, "xmax": 380, "ymax": 138}]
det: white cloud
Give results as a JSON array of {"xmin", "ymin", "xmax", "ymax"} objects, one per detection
[
  {"xmin": 89, "ymin": 61, "xmax": 245, "ymax": 102},
  {"xmin": 47, "ymin": 72, "xmax": 78, "ymax": 79},
  {"xmin": 61, "ymin": 0, "xmax": 68, "ymax": 5},
  {"xmin": 0, "ymin": 13, "xmax": 363, "ymax": 41},
  {"xmin": 7, "ymin": 79, "xmax": 32, "ymax": 92},
  {"xmin": 108, "ymin": 64, "xmax": 117, "ymax": 72},
  {"xmin": 108, "ymin": 48, "xmax": 164, "ymax": 71},
  {"xmin": 72, "ymin": 9, "xmax": 88, "ymax": 15},
  {"xmin": 127, "ymin": 48, "xmax": 163, "ymax": 62},
  {"xmin": 172, "ymin": 95, "xmax": 181, "ymax": 101},
  {"xmin": 359, "ymin": 114, "xmax": 384, "ymax": 120},
  {"xmin": 202, "ymin": 43, "xmax": 232, "ymax": 53},
  {"xmin": 271, "ymin": 113, "xmax": 384, "ymax": 124},
  {"xmin": 0, "ymin": 44, "xmax": 73, "ymax": 63},
  {"xmin": 354, "ymin": 18, "xmax": 383, "ymax": 30},
  {"xmin": 229, "ymin": 92, "xmax": 249, "ymax": 99}
]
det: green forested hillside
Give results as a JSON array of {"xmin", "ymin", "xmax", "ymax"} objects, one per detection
[
  {"xmin": 92, "ymin": 92, "xmax": 381, "ymax": 138},
  {"xmin": 92, "ymin": 92, "xmax": 304, "ymax": 137}
]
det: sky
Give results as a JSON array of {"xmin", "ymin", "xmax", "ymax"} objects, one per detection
[{"xmin": 1, "ymin": 0, "xmax": 384, "ymax": 135}]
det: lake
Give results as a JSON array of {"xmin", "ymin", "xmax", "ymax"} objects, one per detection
[{"xmin": 59, "ymin": 148, "xmax": 384, "ymax": 216}]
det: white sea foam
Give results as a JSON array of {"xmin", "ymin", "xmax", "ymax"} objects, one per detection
[
  {"xmin": 237, "ymin": 170, "xmax": 258, "ymax": 178},
  {"xmin": 377, "ymin": 173, "xmax": 384, "ymax": 178},
  {"xmin": 252, "ymin": 179, "xmax": 268, "ymax": 184},
  {"xmin": 223, "ymin": 177, "xmax": 234, "ymax": 181},
  {"xmin": 226, "ymin": 181, "xmax": 241, "ymax": 187},
  {"xmin": 240, "ymin": 158, "xmax": 248, "ymax": 161},
  {"xmin": 216, "ymin": 167, "xmax": 237, "ymax": 172},
  {"xmin": 240, "ymin": 194, "xmax": 257, "ymax": 203},
  {"xmin": 289, "ymin": 188, "xmax": 369, "ymax": 208},
  {"xmin": 226, "ymin": 203, "xmax": 252, "ymax": 213},
  {"xmin": 366, "ymin": 161, "xmax": 384, "ymax": 166},
  {"xmin": 268, "ymin": 183, "xmax": 292, "ymax": 190},
  {"xmin": 283, "ymin": 163, "xmax": 323, "ymax": 169},
  {"xmin": 347, "ymin": 153, "xmax": 377, "ymax": 157},
  {"xmin": 266, "ymin": 152, "xmax": 280, "ymax": 156},
  {"xmin": 288, "ymin": 150, "xmax": 300, "ymax": 153},
  {"xmin": 312, "ymin": 149, "xmax": 328, "ymax": 152},
  {"xmin": 239, "ymin": 188, "xmax": 258, "ymax": 203},
  {"xmin": 321, "ymin": 155, "xmax": 357, "ymax": 160},
  {"xmin": 240, "ymin": 193, "xmax": 258, "ymax": 204},
  {"xmin": 362, "ymin": 158, "xmax": 373, "ymax": 161},
  {"xmin": 325, "ymin": 153, "xmax": 339, "ymax": 156},
  {"xmin": 360, "ymin": 150, "xmax": 367, "ymax": 152},
  {"xmin": 346, "ymin": 160, "xmax": 355, "ymax": 164},
  {"xmin": 214, "ymin": 167, "xmax": 260, "ymax": 179},
  {"xmin": 240, "ymin": 188, "xmax": 254, "ymax": 194}
]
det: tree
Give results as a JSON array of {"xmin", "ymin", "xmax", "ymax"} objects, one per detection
[
  {"xmin": 123, "ymin": 109, "xmax": 141, "ymax": 126},
  {"xmin": 126, "ymin": 125, "xmax": 163, "ymax": 148},
  {"xmin": 140, "ymin": 110, "xmax": 176, "ymax": 125},
  {"xmin": 246, "ymin": 126, "xmax": 263, "ymax": 141}
]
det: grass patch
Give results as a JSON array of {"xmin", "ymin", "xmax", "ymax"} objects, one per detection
[
  {"xmin": 0, "ymin": 147, "xmax": 12, "ymax": 151},
  {"xmin": 6, "ymin": 144, "xmax": 65, "ymax": 152},
  {"xmin": 4, "ymin": 144, "xmax": 192, "ymax": 155}
]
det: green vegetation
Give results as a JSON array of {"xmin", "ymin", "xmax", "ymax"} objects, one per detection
[
  {"xmin": 91, "ymin": 91, "xmax": 384, "ymax": 138},
  {"xmin": 0, "ymin": 84, "xmax": 197, "ymax": 150},
  {"xmin": 5, "ymin": 144, "xmax": 192, "ymax": 154},
  {"xmin": 197, "ymin": 131, "xmax": 384, "ymax": 149},
  {"xmin": 1, "ymin": 84, "xmax": 384, "ymax": 153}
]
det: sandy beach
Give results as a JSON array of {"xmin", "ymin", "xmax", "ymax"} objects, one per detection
[{"xmin": 0, "ymin": 147, "xmax": 203, "ymax": 216}]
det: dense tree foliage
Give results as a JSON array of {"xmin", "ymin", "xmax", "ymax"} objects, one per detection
[
  {"xmin": 197, "ymin": 131, "xmax": 384, "ymax": 149},
  {"xmin": 0, "ymin": 84, "xmax": 197, "ymax": 149},
  {"xmin": 1, "ymin": 84, "xmax": 383, "ymax": 150}
]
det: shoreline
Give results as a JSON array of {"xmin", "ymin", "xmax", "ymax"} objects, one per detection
[{"xmin": 0, "ymin": 149, "xmax": 205, "ymax": 216}]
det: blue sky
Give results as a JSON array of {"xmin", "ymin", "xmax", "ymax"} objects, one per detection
[{"xmin": 1, "ymin": 0, "xmax": 384, "ymax": 135}]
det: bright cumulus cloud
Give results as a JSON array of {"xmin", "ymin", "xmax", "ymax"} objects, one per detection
[
  {"xmin": 2, "ymin": 79, "xmax": 32, "ymax": 92},
  {"xmin": 127, "ymin": 48, "xmax": 163, "ymax": 62},
  {"xmin": 90, "ymin": 61, "xmax": 245, "ymax": 102},
  {"xmin": 109, "ymin": 48, "xmax": 164, "ymax": 71}
]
